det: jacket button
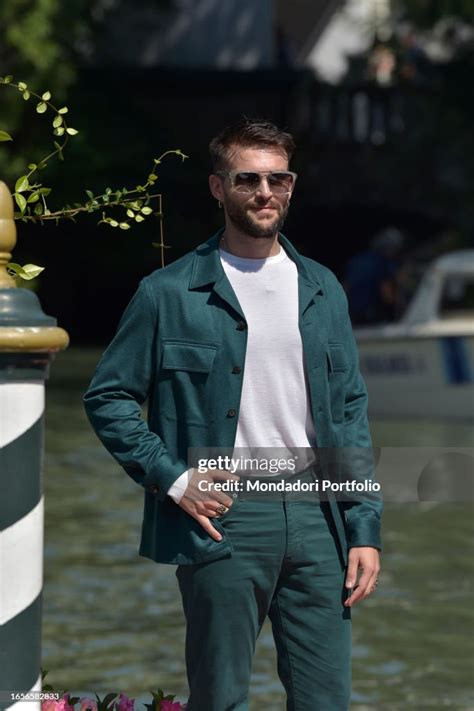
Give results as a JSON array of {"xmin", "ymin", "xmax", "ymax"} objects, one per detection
[
  {"xmin": 232, "ymin": 366, "xmax": 241, "ymax": 374},
  {"xmin": 236, "ymin": 321, "xmax": 247, "ymax": 331},
  {"xmin": 227, "ymin": 409, "xmax": 237, "ymax": 417},
  {"xmin": 148, "ymin": 485, "xmax": 159, "ymax": 494}
]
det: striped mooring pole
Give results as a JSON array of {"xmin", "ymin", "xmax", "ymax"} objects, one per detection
[{"xmin": 0, "ymin": 181, "xmax": 69, "ymax": 711}]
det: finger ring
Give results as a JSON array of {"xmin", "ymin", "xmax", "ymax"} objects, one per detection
[{"xmin": 216, "ymin": 504, "xmax": 228, "ymax": 516}]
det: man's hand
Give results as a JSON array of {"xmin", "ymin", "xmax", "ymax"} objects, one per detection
[
  {"xmin": 344, "ymin": 547, "xmax": 380, "ymax": 607},
  {"xmin": 178, "ymin": 468, "xmax": 241, "ymax": 542}
]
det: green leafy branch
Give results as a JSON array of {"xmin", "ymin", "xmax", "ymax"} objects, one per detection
[
  {"xmin": 1, "ymin": 74, "xmax": 78, "ymax": 218},
  {"xmin": 0, "ymin": 74, "xmax": 188, "ymax": 277}
]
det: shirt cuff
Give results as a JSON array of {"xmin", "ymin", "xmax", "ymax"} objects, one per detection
[{"xmin": 167, "ymin": 469, "xmax": 192, "ymax": 503}]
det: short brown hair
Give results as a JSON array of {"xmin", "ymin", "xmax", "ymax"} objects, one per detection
[{"xmin": 209, "ymin": 118, "xmax": 295, "ymax": 172}]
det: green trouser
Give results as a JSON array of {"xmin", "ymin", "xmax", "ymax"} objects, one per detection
[{"xmin": 176, "ymin": 492, "xmax": 352, "ymax": 711}]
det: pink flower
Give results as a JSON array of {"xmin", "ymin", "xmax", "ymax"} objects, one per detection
[
  {"xmin": 160, "ymin": 701, "xmax": 186, "ymax": 711},
  {"xmin": 116, "ymin": 693, "xmax": 134, "ymax": 711},
  {"xmin": 41, "ymin": 701, "xmax": 58, "ymax": 711},
  {"xmin": 79, "ymin": 698, "xmax": 98, "ymax": 711},
  {"xmin": 60, "ymin": 694, "xmax": 75, "ymax": 711},
  {"xmin": 41, "ymin": 699, "xmax": 74, "ymax": 711}
]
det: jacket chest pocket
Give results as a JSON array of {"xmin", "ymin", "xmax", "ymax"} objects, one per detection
[
  {"xmin": 160, "ymin": 341, "xmax": 217, "ymax": 426},
  {"xmin": 326, "ymin": 344, "xmax": 348, "ymax": 423}
]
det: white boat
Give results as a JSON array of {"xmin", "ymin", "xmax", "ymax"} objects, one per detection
[{"xmin": 354, "ymin": 250, "xmax": 474, "ymax": 420}]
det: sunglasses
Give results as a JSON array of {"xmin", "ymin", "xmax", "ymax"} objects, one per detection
[{"xmin": 216, "ymin": 170, "xmax": 297, "ymax": 195}]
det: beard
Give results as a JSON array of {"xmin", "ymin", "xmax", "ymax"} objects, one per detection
[{"xmin": 225, "ymin": 198, "xmax": 289, "ymax": 238}]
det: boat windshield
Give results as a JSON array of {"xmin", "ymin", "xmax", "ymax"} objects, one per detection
[{"xmin": 438, "ymin": 276, "xmax": 474, "ymax": 319}]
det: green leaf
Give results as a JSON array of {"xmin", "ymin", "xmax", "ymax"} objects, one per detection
[
  {"xmin": 42, "ymin": 91, "xmax": 51, "ymax": 101},
  {"xmin": 14, "ymin": 194, "xmax": 27, "ymax": 212},
  {"xmin": 109, "ymin": 220, "xmax": 119, "ymax": 227},
  {"xmin": 135, "ymin": 214, "xmax": 145, "ymax": 222},
  {"xmin": 53, "ymin": 127, "xmax": 65, "ymax": 136},
  {"xmin": 34, "ymin": 203, "xmax": 44, "ymax": 215},
  {"xmin": 37, "ymin": 162, "xmax": 47, "ymax": 170},
  {"xmin": 100, "ymin": 693, "xmax": 118, "ymax": 709},
  {"xmin": 0, "ymin": 131, "xmax": 13, "ymax": 142},
  {"xmin": 37, "ymin": 187, "xmax": 51, "ymax": 196},
  {"xmin": 53, "ymin": 115, "xmax": 63, "ymax": 128},
  {"xmin": 15, "ymin": 175, "xmax": 29, "ymax": 193},
  {"xmin": 141, "ymin": 206, "xmax": 153, "ymax": 215},
  {"xmin": 126, "ymin": 209, "xmax": 135, "ymax": 218},
  {"xmin": 27, "ymin": 193, "xmax": 40, "ymax": 203},
  {"xmin": 86, "ymin": 190, "xmax": 94, "ymax": 199},
  {"xmin": 36, "ymin": 102, "xmax": 47, "ymax": 113},
  {"xmin": 22, "ymin": 90, "xmax": 30, "ymax": 100},
  {"xmin": 119, "ymin": 222, "xmax": 131, "ymax": 230},
  {"xmin": 66, "ymin": 127, "xmax": 78, "ymax": 135},
  {"xmin": 58, "ymin": 106, "xmax": 68, "ymax": 114},
  {"xmin": 53, "ymin": 141, "xmax": 64, "ymax": 161},
  {"xmin": 20, "ymin": 264, "xmax": 45, "ymax": 280},
  {"xmin": 18, "ymin": 82, "xmax": 27, "ymax": 90},
  {"xmin": 1, "ymin": 75, "xmax": 13, "ymax": 84},
  {"xmin": 6, "ymin": 263, "xmax": 22, "ymax": 276}
]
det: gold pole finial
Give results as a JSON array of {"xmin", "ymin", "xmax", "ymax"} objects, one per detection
[{"xmin": 0, "ymin": 180, "xmax": 17, "ymax": 288}]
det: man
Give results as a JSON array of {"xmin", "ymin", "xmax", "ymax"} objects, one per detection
[
  {"xmin": 83, "ymin": 119, "xmax": 382, "ymax": 711},
  {"xmin": 343, "ymin": 227, "xmax": 404, "ymax": 324}
]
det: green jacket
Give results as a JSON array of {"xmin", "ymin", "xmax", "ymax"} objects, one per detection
[{"xmin": 83, "ymin": 231, "xmax": 382, "ymax": 566}]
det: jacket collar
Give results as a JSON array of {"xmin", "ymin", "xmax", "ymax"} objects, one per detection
[{"xmin": 188, "ymin": 228, "xmax": 323, "ymax": 296}]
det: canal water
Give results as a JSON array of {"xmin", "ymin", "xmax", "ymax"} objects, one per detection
[{"xmin": 42, "ymin": 348, "xmax": 474, "ymax": 710}]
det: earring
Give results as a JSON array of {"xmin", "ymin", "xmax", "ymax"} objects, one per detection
[{"xmin": 218, "ymin": 200, "xmax": 222, "ymax": 209}]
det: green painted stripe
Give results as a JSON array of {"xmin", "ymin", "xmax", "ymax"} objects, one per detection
[
  {"xmin": 0, "ymin": 354, "xmax": 51, "ymax": 383},
  {"xmin": 0, "ymin": 418, "xmax": 42, "ymax": 532},
  {"xmin": 0, "ymin": 594, "xmax": 42, "ymax": 710}
]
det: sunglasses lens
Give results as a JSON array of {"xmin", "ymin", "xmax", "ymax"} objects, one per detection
[
  {"xmin": 232, "ymin": 172, "xmax": 295, "ymax": 193},
  {"xmin": 234, "ymin": 172, "xmax": 261, "ymax": 192},
  {"xmin": 268, "ymin": 172, "xmax": 295, "ymax": 193}
]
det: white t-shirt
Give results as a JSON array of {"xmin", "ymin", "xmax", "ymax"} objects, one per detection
[{"xmin": 167, "ymin": 244, "xmax": 316, "ymax": 502}]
